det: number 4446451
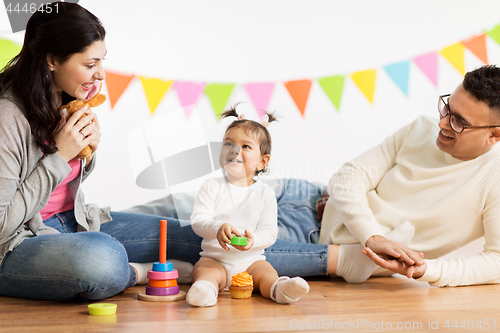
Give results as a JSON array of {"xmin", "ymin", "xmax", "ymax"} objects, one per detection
[
  {"xmin": 444, "ymin": 319, "xmax": 496, "ymax": 330},
  {"xmin": 5, "ymin": 2, "xmax": 58, "ymax": 14}
]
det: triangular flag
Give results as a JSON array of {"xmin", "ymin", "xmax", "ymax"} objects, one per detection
[
  {"xmin": 174, "ymin": 81, "xmax": 205, "ymax": 106},
  {"xmin": 383, "ymin": 61, "xmax": 410, "ymax": 96},
  {"xmin": 104, "ymin": 70, "xmax": 135, "ymax": 109},
  {"xmin": 174, "ymin": 81, "xmax": 206, "ymax": 117},
  {"xmin": 486, "ymin": 24, "xmax": 500, "ymax": 46},
  {"xmin": 351, "ymin": 70, "xmax": 377, "ymax": 104},
  {"xmin": 317, "ymin": 75, "xmax": 345, "ymax": 112},
  {"xmin": 204, "ymin": 83, "xmax": 235, "ymax": 118},
  {"xmin": 243, "ymin": 82, "xmax": 275, "ymax": 120},
  {"xmin": 413, "ymin": 52, "xmax": 438, "ymax": 87},
  {"xmin": 0, "ymin": 38, "xmax": 21, "ymax": 70},
  {"xmin": 284, "ymin": 79, "xmax": 313, "ymax": 116},
  {"xmin": 139, "ymin": 77, "xmax": 174, "ymax": 115},
  {"xmin": 440, "ymin": 43, "xmax": 466, "ymax": 76},
  {"xmin": 462, "ymin": 33, "xmax": 488, "ymax": 64}
]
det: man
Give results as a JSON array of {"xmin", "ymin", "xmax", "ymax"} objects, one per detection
[{"xmin": 319, "ymin": 65, "xmax": 500, "ymax": 287}]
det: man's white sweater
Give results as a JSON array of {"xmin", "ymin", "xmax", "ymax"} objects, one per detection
[{"xmin": 319, "ymin": 115, "xmax": 500, "ymax": 287}]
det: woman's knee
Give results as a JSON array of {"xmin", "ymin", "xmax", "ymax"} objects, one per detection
[
  {"xmin": 68, "ymin": 233, "xmax": 132, "ymax": 297},
  {"xmin": 0, "ymin": 233, "xmax": 132, "ymax": 300}
]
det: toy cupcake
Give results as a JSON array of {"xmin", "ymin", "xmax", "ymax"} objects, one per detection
[{"xmin": 229, "ymin": 271, "xmax": 253, "ymax": 299}]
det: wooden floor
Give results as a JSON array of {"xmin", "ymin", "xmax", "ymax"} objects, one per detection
[{"xmin": 2, "ymin": 275, "xmax": 500, "ymax": 333}]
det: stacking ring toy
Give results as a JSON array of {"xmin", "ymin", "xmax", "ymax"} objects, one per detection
[
  {"xmin": 146, "ymin": 285, "xmax": 180, "ymax": 296},
  {"xmin": 230, "ymin": 235, "xmax": 247, "ymax": 246},
  {"xmin": 147, "ymin": 269, "xmax": 179, "ymax": 280},
  {"xmin": 148, "ymin": 279, "xmax": 178, "ymax": 288},
  {"xmin": 152, "ymin": 261, "xmax": 173, "ymax": 272},
  {"xmin": 88, "ymin": 303, "xmax": 117, "ymax": 316},
  {"xmin": 138, "ymin": 220, "xmax": 186, "ymax": 302}
]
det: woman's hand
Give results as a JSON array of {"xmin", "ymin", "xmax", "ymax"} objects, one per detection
[
  {"xmin": 217, "ymin": 223, "xmax": 242, "ymax": 251},
  {"xmin": 84, "ymin": 109, "xmax": 101, "ymax": 166},
  {"xmin": 53, "ymin": 106, "xmax": 97, "ymax": 162}
]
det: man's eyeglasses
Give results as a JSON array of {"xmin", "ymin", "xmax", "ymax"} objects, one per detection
[{"xmin": 438, "ymin": 94, "xmax": 500, "ymax": 134}]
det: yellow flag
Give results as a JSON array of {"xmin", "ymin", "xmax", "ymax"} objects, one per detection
[
  {"xmin": 351, "ymin": 69, "xmax": 376, "ymax": 105},
  {"xmin": 140, "ymin": 77, "xmax": 174, "ymax": 115},
  {"xmin": 440, "ymin": 43, "xmax": 466, "ymax": 76}
]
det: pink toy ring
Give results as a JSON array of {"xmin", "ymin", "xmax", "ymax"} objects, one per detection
[
  {"xmin": 147, "ymin": 269, "xmax": 179, "ymax": 280},
  {"xmin": 146, "ymin": 285, "xmax": 180, "ymax": 296}
]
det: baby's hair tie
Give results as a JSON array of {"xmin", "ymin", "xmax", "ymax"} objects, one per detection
[
  {"xmin": 238, "ymin": 114, "xmax": 245, "ymax": 120},
  {"xmin": 261, "ymin": 121, "xmax": 269, "ymax": 128}
]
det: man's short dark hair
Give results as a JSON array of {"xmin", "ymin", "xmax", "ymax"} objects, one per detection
[{"xmin": 463, "ymin": 65, "xmax": 500, "ymax": 113}]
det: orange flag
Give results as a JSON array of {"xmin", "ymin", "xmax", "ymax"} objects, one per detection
[
  {"xmin": 284, "ymin": 79, "xmax": 313, "ymax": 116},
  {"xmin": 462, "ymin": 33, "xmax": 488, "ymax": 64},
  {"xmin": 104, "ymin": 70, "xmax": 135, "ymax": 109}
]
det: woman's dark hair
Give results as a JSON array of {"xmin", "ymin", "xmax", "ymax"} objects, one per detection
[
  {"xmin": 0, "ymin": 2, "xmax": 105, "ymax": 155},
  {"xmin": 220, "ymin": 104, "xmax": 278, "ymax": 176},
  {"xmin": 463, "ymin": 65, "xmax": 500, "ymax": 115}
]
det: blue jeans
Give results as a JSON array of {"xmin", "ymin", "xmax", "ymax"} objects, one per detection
[{"xmin": 0, "ymin": 179, "xmax": 328, "ymax": 300}]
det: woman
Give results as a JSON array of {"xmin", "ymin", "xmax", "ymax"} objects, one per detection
[{"xmin": 0, "ymin": 2, "xmax": 334, "ymax": 301}]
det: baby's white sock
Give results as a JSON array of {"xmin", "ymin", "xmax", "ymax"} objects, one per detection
[
  {"xmin": 169, "ymin": 260, "xmax": 194, "ymax": 284},
  {"xmin": 336, "ymin": 221, "xmax": 415, "ymax": 284},
  {"xmin": 271, "ymin": 276, "xmax": 309, "ymax": 304},
  {"xmin": 129, "ymin": 262, "xmax": 153, "ymax": 285},
  {"xmin": 186, "ymin": 280, "xmax": 218, "ymax": 307}
]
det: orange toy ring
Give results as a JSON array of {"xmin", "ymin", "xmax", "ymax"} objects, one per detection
[{"xmin": 148, "ymin": 279, "xmax": 178, "ymax": 288}]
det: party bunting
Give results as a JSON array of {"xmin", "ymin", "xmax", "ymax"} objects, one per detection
[
  {"xmin": 104, "ymin": 70, "xmax": 136, "ymax": 109},
  {"xmin": 0, "ymin": 38, "xmax": 21, "ymax": 70},
  {"xmin": 243, "ymin": 82, "xmax": 275, "ymax": 120},
  {"xmin": 2, "ymin": 20, "xmax": 500, "ymax": 120},
  {"xmin": 440, "ymin": 42, "xmax": 466, "ymax": 75},
  {"xmin": 351, "ymin": 70, "xmax": 377, "ymax": 104},
  {"xmin": 486, "ymin": 24, "xmax": 500, "ymax": 46},
  {"xmin": 462, "ymin": 33, "xmax": 488, "ymax": 64},
  {"xmin": 383, "ymin": 61, "xmax": 410, "ymax": 96},
  {"xmin": 174, "ymin": 81, "xmax": 206, "ymax": 115},
  {"xmin": 413, "ymin": 52, "xmax": 438, "ymax": 87},
  {"xmin": 317, "ymin": 75, "xmax": 345, "ymax": 112},
  {"xmin": 140, "ymin": 77, "xmax": 174, "ymax": 115},
  {"xmin": 284, "ymin": 79, "xmax": 313, "ymax": 116},
  {"xmin": 204, "ymin": 83, "xmax": 235, "ymax": 117}
]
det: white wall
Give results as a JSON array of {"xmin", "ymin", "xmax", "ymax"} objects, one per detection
[{"xmin": 1, "ymin": 0, "xmax": 500, "ymax": 211}]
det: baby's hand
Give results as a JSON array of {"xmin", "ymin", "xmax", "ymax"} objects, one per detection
[
  {"xmin": 217, "ymin": 223, "xmax": 242, "ymax": 251},
  {"xmin": 232, "ymin": 230, "xmax": 254, "ymax": 251}
]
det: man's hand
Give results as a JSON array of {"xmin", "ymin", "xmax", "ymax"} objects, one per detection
[
  {"xmin": 362, "ymin": 247, "xmax": 427, "ymax": 279},
  {"xmin": 365, "ymin": 235, "xmax": 424, "ymax": 267}
]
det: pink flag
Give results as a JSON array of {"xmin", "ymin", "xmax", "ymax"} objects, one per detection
[
  {"xmin": 174, "ymin": 81, "xmax": 206, "ymax": 117},
  {"xmin": 243, "ymin": 82, "xmax": 275, "ymax": 120},
  {"xmin": 413, "ymin": 52, "xmax": 438, "ymax": 87}
]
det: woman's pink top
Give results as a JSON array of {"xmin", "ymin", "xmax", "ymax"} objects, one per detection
[{"xmin": 40, "ymin": 158, "xmax": 81, "ymax": 220}]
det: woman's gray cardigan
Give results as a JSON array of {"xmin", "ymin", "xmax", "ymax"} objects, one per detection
[{"xmin": 0, "ymin": 90, "xmax": 111, "ymax": 264}]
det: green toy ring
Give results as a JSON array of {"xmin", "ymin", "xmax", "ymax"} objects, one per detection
[
  {"xmin": 88, "ymin": 303, "xmax": 117, "ymax": 316},
  {"xmin": 230, "ymin": 235, "xmax": 247, "ymax": 246}
]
